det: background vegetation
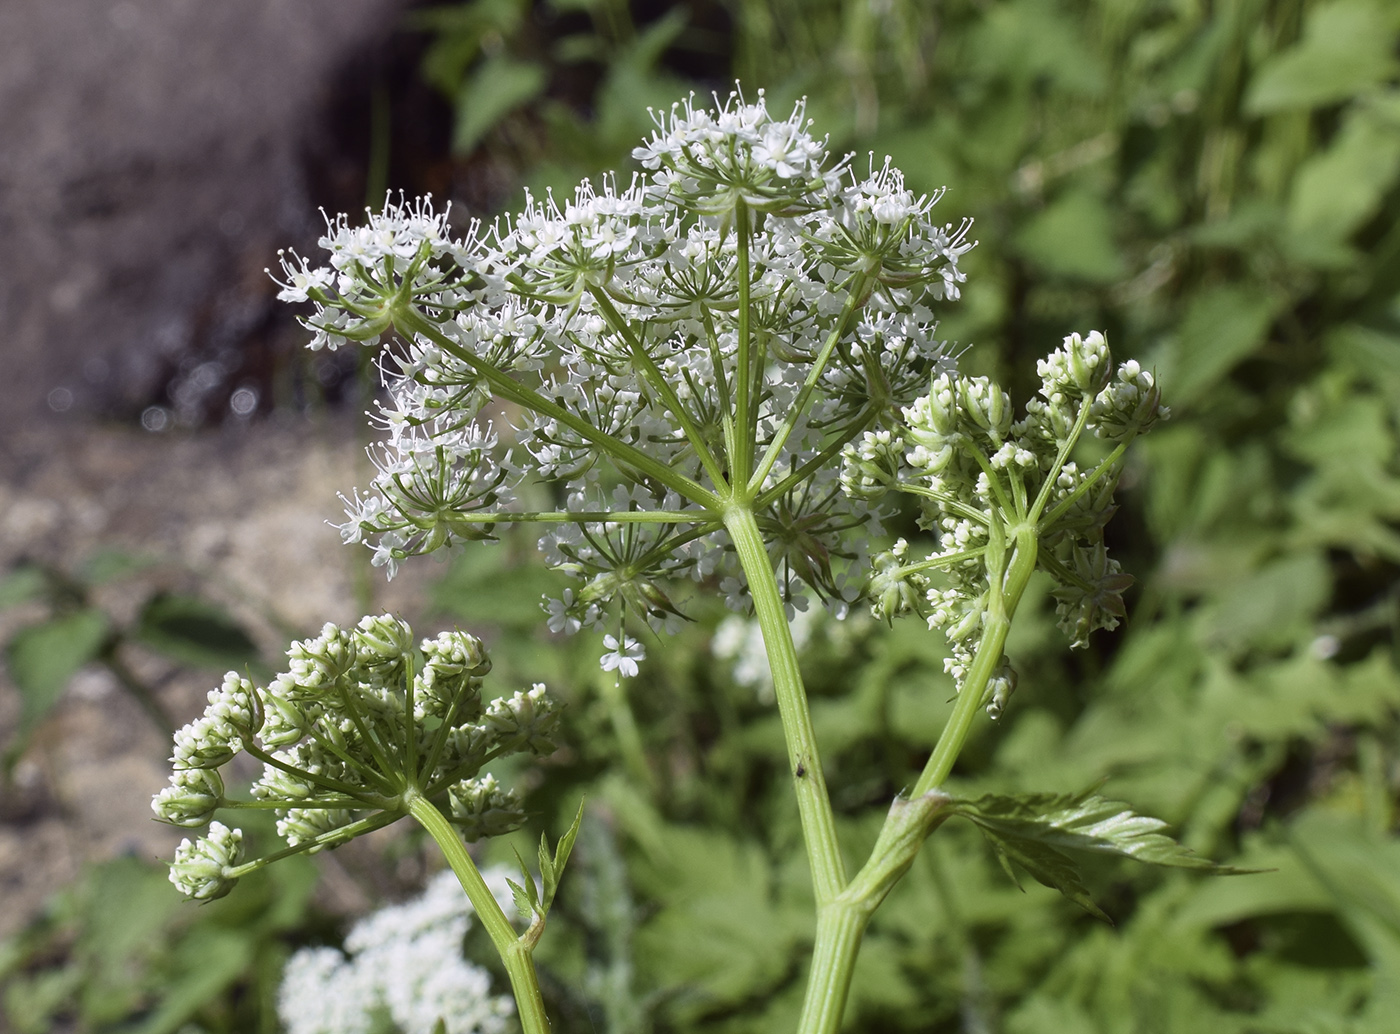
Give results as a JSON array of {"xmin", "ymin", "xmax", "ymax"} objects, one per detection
[{"xmin": 4, "ymin": 0, "xmax": 1399, "ymax": 1031}]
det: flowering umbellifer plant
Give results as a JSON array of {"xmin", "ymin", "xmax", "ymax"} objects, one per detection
[{"xmin": 154, "ymin": 89, "xmax": 1242, "ymax": 1034}]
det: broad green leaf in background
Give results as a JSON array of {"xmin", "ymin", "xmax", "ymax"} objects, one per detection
[
  {"xmin": 1012, "ymin": 189, "xmax": 1126, "ymax": 283},
  {"xmin": 4, "ymin": 608, "xmax": 109, "ymax": 741},
  {"xmin": 1288, "ymin": 93, "xmax": 1400, "ymax": 247},
  {"xmin": 1245, "ymin": 0, "xmax": 1399, "ymax": 114},
  {"xmin": 1159, "ymin": 285, "xmax": 1279, "ymax": 406},
  {"xmin": 0, "ymin": 566, "xmax": 46, "ymax": 609},
  {"xmin": 131, "ymin": 593, "xmax": 261, "ymax": 672},
  {"xmin": 452, "ymin": 53, "xmax": 547, "ymax": 154}
]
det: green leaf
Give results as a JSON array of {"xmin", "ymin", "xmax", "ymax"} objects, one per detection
[
  {"xmin": 0, "ymin": 566, "xmax": 46, "ymax": 609},
  {"xmin": 1161, "ymin": 285, "xmax": 1279, "ymax": 406},
  {"xmin": 5, "ymin": 608, "xmax": 110, "ymax": 740},
  {"xmin": 948, "ymin": 790, "xmax": 1251, "ymax": 918},
  {"xmin": 132, "ymin": 593, "xmax": 260, "ymax": 672},
  {"xmin": 1288, "ymin": 94, "xmax": 1400, "ymax": 248},
  {"xmin": 1245, "ymin": 0, "xmax": 1399, "ymax": 114},
  {"xmin": 506, "ymin": 877, "xmax": 535, "ymax": 922},
  {"xmin": 540, "ymin": 798, "xmax": 585, "ymax": 913},
  {"xmin": 452, "ymin": 54, "xmax": 547, "ymax": 155},
  {"xmin": 78, "ymin": 548, "xmax": 159, "ymax": 586},
  {"xmin": 1012, "ymin": 189, "xmax": 1126, "ymax": 283}
]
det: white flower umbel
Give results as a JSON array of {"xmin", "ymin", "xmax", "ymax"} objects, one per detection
[
  {"xmin": 156, "ymin": 616, "xmax": 563, "ymax": 1034},
  {"xmin": 276, "ymin": 88, "xmax": 972, "ymax": 678},
  {"xmin": 843, "ymin": 330, "xmax": 1166, "ymax": 723},
  {"xmin": 278, "ymin": 868, "xmax": 516, "ymax": 1034}
]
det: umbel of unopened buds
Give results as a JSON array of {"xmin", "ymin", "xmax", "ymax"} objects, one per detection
[
  {"xmin": 843, "ymin": 330, "xmax": 1166, "ymax": 718},
  {"xmin": 272, "ymin": 88, "xmax": 974, "ymax": 677},
  {"xmin": 153, "ymin": 615, "xmax": 559, "ymax": 901}
]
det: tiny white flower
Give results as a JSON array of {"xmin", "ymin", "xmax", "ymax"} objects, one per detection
[{"xmin": 600, "ymin": 634, "xmax": 645, "ymax": 677}]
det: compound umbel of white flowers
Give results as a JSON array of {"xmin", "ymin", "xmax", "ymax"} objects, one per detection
[
  {"xmin": 153, "ymin": 616, "xmax": 560, "ymax": 1034},
  {"xmin": 272, "ymin": 86, "xmax": 969, "ymax": 964},
  {"xmin": 265, "ymin": 89, "xmax": 1163, "ymax": 1034},
  {"xmin": 842, "ymin": 329, "xmax": 1165, "ymax": 793}
]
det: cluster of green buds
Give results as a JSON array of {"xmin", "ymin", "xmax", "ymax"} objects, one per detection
[
  {"xmin": 153, "ymin": 615, "xmax": 558, "ymax": 900},
  {"xmin": 843, "ymin": 331, "xmax": 1165, "ymax": 717}
]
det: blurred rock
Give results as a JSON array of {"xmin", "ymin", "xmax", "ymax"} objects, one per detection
[{"xmin": 0, "ymin": 0, "xmax": 408, "ymax": 428}]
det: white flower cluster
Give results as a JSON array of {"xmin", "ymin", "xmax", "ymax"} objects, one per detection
[
  {"xmin": 153, "ymin": 615, "xmax": 559, "ymax": 899},
  {"xmin": 278, "ymin": 868, "xmax": 516, "ymax": 1034},
  {"xmin": 712, "ymin": 606, "xmax": 822, "ymax": 703},
  {"xmin": 843, "ymin": 332, "xmax": 1165, "ymax": 716},
  {"xmin": 275, "ymin": 89, "xmax": 973, "ymax": 674}
]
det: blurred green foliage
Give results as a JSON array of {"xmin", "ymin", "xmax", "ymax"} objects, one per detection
[
  {"xmin": 0, "ymin": 818, "xmax": 320, "ymax": 1034},
  {"xmin": 0, "ymin": 552, "xmax": 266, "ymax": 767},
  {"xmin": 415, "ymin": 0, "xmax": 1400, "ymax": 1031},
  {"xmin": 5, "ymin": 0, "xmax": 1398, "ymax": 1031}
]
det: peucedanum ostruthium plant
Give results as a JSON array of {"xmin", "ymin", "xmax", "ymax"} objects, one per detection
[{"xmin": 155, "ymin": 89, "xmax": 1241, "ymax": 1034}]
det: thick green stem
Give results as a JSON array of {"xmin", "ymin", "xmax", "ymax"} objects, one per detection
[
  {"xmin": 407, "ymin": 793, "xmax": 552, "ymax": 1034},
  {"xmin": 723, "ymin": 505, "xmax": 846, "ymax": 905},
  {"xmin": 800, "ymin": 904, "xmax": 869, "ymax": 1034},
  {"xmin": 796, "ymin": 793, "xmax": 949, "ymax": 1034}
]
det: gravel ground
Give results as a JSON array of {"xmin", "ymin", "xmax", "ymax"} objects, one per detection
[{"xmin": 0, "ymin": 415, "xmax": 440, "ymax": 940}]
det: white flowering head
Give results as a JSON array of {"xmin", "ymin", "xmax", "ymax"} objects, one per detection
[
  {"xmin": 154, "ymin": 617, "xmax": 558, "ymax": 899},
  {"xmin": 844, "ymin": 332, "xmax": 1165, "ymax": 717},
  {"xmin": 277, "ymin": 88, "xmax": 973, "ymax": 677},
  {"xmin": 279, "ymin": 868, "xmax": 515, "ymax": 1034},
  {"xmin": 169, "ymin": 821, "xmax": 244, "ymax": 901}
]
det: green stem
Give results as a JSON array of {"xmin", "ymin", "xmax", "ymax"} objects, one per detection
[
  {"xmin": 734, "ymin": 202, "xmax": 754, "ymax": 485},
  {"xmin": 597, "ymin": 669, "xmax": 654, "ymax": 792},
  {"xmin": 913, "ymin": 523, "xmax": 1039, "ymax": 797},
  {"xmin": 748, "ymin": 281, "xmax": 867, "ymax": 495},
  {"xmin": 590, "ymin": 288, "xmax": 731, "ymax": 492},
  {"xmin": 796, "ymin": 793, "xmax": 950, "ymax": 1034},
  {"xmin": 407, "ymin": 793, "xmax": 552, "ymax": 1034},
  {"xmin": 723, "ymin": 505, "xmax": 846, "ymax": 905},
  {"xmin": 799, "ymin": 905, "xmax": 868, "ymax": 1034}
]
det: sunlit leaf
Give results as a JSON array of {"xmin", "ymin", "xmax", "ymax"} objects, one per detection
[
  {"xmin": 949, "ymin": 790, "xmax": 1251, "ymax": 918},
  {"xmin": 5, "ymin": 609, "xmax": 109, "ymax": 740}
]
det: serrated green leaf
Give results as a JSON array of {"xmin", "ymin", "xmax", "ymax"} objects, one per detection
[
  {"xmin": 981, "ymin": 826, "xmax": 1109, "ymax": 921},
  {"xmin": 132, "ymin": 593, "xmax": 260, "ymax": 672},
  {"xmin": 538, "ymin": 833, "xmax": 556, "ymax": 903},
  {"xmin": 5, "ymin": 609, "xmax": 110, "ymax": 740},
  {"xmin": 506, "ymin": 878, "xmax": 535, "ymax": 922},
  {"xmin": 541, "ymin": 798, "xmax": 586, "ymax": 914},
  {"xmin": 948, "ymin": 790, "xmax": 1251, "ymax": 917},
  {"xmin": 0, "ymin": 566, "xmax": 46, "ymax": 609}
]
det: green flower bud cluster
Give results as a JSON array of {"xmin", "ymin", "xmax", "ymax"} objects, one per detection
[
  {"xmin": 842, "ymin": 331, "xmax": 1165, "ymax": 716},
  {"xmin": 153, "ymin": 615, "xmax": 559, "ymax": 900}
]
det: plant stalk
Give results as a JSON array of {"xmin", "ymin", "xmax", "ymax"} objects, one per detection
[
  {"xmin": 407, "ymin": 793, "xmax": 552, "ymax": 1034},
  {"xmin": 723, "ymin": 505, "xmax": 847, "ymax": 906}
]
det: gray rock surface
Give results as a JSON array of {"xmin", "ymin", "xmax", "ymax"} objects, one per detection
[{"xmin": 0, "ymin": 0, "xmax": 406, "ymax": 426}]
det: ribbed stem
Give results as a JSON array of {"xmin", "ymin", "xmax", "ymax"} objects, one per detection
[
  {"xmin": 723, "ymin": 505, "xmax": 846, "ymax": 905},
  {"xmin": 407, "ymin": 793, "xmax": 552, "ymax": 1034},
  {"xmin": 798, "ymin": 904, "xmax": 869, "ymax": 1034}
]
